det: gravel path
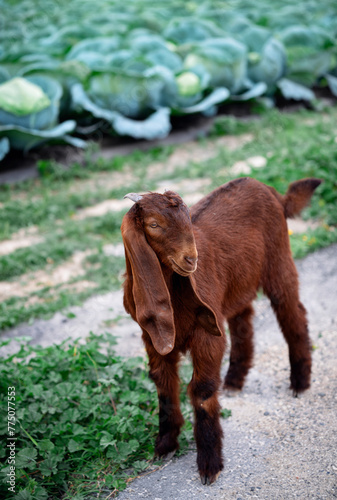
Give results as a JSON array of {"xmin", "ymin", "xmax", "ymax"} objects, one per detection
[{"xmin": 1, "ymin": 244, "xmax": 336, "ymax": 499}]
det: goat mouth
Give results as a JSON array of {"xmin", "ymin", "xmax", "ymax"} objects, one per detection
[{"xmin": 170, "ymin": 258, "xmax": 197, "ymax": 276}]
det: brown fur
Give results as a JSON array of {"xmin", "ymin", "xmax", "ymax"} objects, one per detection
[{"xmin": 121, "ymin": 177, "xmax": 321, "ymax": 485}]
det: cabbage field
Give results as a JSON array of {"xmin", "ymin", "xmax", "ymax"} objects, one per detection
[{"xmin": 1, "ymin": 0, "xmax": 337, "ymax": 161}]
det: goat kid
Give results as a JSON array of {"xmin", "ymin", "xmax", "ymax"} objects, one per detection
[{"xmin": 121, "ymin": 177, "xmax": 321, "ymax": 485}]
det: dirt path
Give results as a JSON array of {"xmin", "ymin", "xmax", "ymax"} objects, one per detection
[{"xmin": 1, "ymin": 245, "xmax": 336, "ymax": 500}]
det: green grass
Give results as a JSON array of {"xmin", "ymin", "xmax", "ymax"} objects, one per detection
[
  {"xmin": 0, "ymin": 186, "xmax": 143, "ymax": 241},
  {"xmin": 0, "ymin": 145, "xmax": 172, "ymax": 240},
  {"xmin": 175, "ymin": 110, "xmax": 337, "ymax": 226},
  {"xmin": 0, "ymin": 255, "xmax": 125, "ymax": 330},
  {"xmin": 0, "ymin": 212, "xmax": 125, "ymax": 281},
  {"xmin": 0, "ymin": 333, "xmax": 231, "ymax": 499}
]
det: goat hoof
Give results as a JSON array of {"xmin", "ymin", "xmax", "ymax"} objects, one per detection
[
  {"xmin": 155, "ymin": 433, "xmax": 179, "ymax": 459},
  {"xmin": 290, "ymin": 378, "xmax": 310, "ymax": 395},
  {"xmin": 200, "ymin": 470, "xmax": 221, "ymax": 485},
  {"xmin": 290, "ymin": 384, "xmax": 308, "ymax": 398},
  {"xmin": 223, "ymin": 385, "xmax": 241, "ymax": 397},
  {"xmin": 223, "ymin": 377, "xmax": 244, "ymax": 392},
  {"xmin": 157, "ymin": 449, "xmax": 177, "ymax": 461},
  {"xmin": 289, "ymin": 360, "xmax": 311, "ymax": 394}
]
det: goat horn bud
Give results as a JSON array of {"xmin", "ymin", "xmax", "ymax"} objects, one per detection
[{"xmin": 124, "ymin": 193, "xmax": 143, "ymax": 203}]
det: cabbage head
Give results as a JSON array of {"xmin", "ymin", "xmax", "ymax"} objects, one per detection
[
  {"xmin": 0, "ymin": 78, "xmax": 51, "ymax": 116},
  {"xmin": 175, "ymin": 72, "xmax": 203, "ymax": 97},
  {"xmin": 0, "ymin": 75, "xmax": 85, "ymax": 155},
  {"xmin": 0, "ymin": 76, "xmax": 61, "ymax": 130},
  {"xmin": 278, "ymin": 25, "xmax": 334, "ymax": 86},
  {"xmin": 238, "ymin": 26, "xmax": 286, "ymax": 86},
  {"xmin": 184, "ymin": 38, "xmax": 247, "ymax": 93},
  {"xmin": 86, "ymin": 70, "xmax": 173, "ymax": 118},
  {"xmin": 163, "ymin": 18, "xmax": 222, "ymax": 44}
]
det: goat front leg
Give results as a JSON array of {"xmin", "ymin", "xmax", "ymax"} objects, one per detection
[
  {"xmin": 189, "ymin": 334, "xmax": 225, "ymax": 485},
  {"xmin": 144, "ymin": 336, "xmax": 184, "ymax": 458}
]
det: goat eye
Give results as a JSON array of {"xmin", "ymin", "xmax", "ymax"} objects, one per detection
[{"xmin": 149, "ymin": 222, "xmax": 158, "ymax": 228}]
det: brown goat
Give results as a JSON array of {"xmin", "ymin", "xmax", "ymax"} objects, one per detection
[{"xmin": 121, "ymin": 177, "xmax": 321, "ymax": 485}]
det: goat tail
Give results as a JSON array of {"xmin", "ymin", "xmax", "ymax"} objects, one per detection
[{"xmin": 282, "ymin": 178, "xmax": 322, "ymax": 219}]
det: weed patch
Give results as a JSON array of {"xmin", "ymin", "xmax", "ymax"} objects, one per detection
[{"xmin": 1, "ymin": 333, "xmax": 229, "ymax": 499}]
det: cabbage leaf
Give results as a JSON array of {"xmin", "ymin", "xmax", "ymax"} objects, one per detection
[
  {"xmin": 277, "ymin": 78, "xmax": 315, "ymax": 101},
  {"xmin": 0, "ymin": 121, "xmax": 86, "ymax": 152},
  {"xmin": 326, "ymin": 74, "xmax": 337, "ymax": 97},
  {"xmin": 71, "ymin": 83, "xmax": 171, "ymax": 139},
  {"xmin": 176, "ymin": 87, "xmax": 230, "ymax": 114},
  {"xmin": 0, "ymin": 137, "xmax": 10, "ymax": 161}
]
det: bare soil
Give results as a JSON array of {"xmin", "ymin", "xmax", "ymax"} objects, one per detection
[{"xmin": 0, "ymin": 226, "xmax": 42, "ymax": 256}]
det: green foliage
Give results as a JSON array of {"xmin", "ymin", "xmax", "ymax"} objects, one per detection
[
  {"xmin": 1, "ymin": 0, "xmax": 337, "ymax": 157},
  {"xmin": 289, "ymin": 226, "xmax": 337, "ymax": 259},
  {"xmin": 242, "ymin": 111, "xmax": 337, "ymax": 226},
  {"xmin": 209, "ymin": 115, "xmax": 254, "ymax": 136},
  {"xmin": 0, "ymin": 333, "xmax": 220, "ymax": 498},
  {"xmin": 220, "ymin": 408, "xmax": 232, "ymax": 419}
]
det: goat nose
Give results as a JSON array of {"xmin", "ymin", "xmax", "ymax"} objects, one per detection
[{"xmin": 184, "ymin": 256, "xmax": 198, "ymax": 268}]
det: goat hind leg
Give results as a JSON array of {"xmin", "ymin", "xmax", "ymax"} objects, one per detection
[
  {"xmin": 145, "ymin": 340, "xmax": 184, "ymax": 457},
  {"xmin": 270, "ymin": 295, "xmax": 311, "ymax": 394},
  {"xmin": 264, "ymin": 256, "xmax": 311, "ymax": 395},
  {"xmin": 224, "ymin": 305, "xmax": 254, "ymax": 391}
]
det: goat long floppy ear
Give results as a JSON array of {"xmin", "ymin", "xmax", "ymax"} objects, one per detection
[
  {"xmin": 189, "ymin": 275, "xmax": 224, "ymax": 337},
  {"xmin": 121, "ymin": 211, "xmax": 176, "ymax": 356}
]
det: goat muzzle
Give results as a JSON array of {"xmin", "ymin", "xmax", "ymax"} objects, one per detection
[{"xmin": 170, "ymin": 256, "xmax": 198, "ymax": 276}]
